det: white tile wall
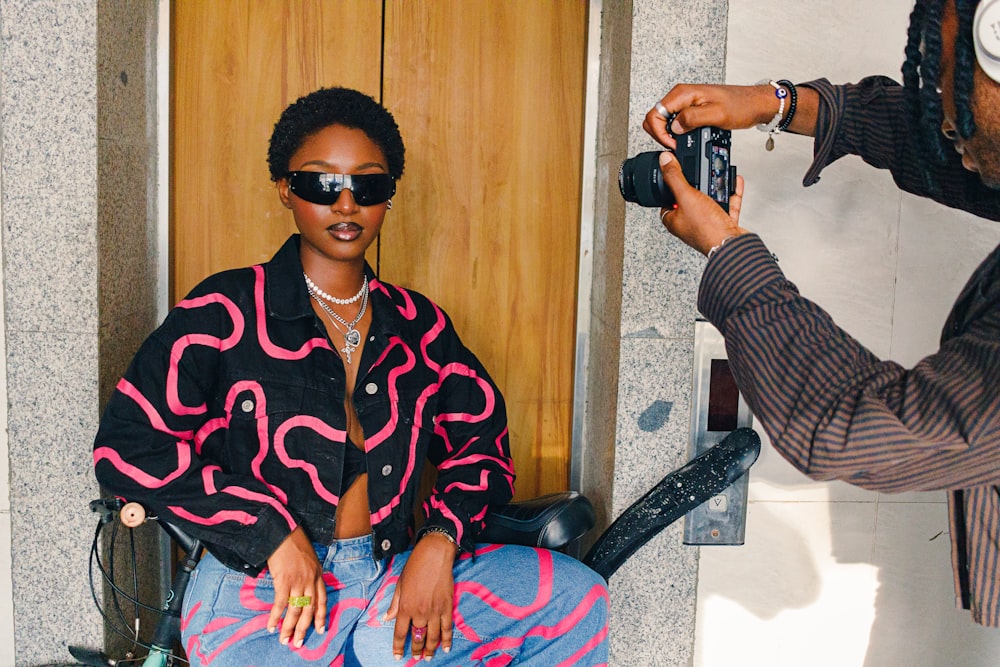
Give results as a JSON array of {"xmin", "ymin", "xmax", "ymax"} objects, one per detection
[{"xmin": 694, "ymin": 1, "xmax": 1000, "ymax": 665}]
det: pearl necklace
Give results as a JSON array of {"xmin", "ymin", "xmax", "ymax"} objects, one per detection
[
  {"xmin": 303, "ymin": 272, "xmax": 366, "ymax": 305},
  {"xmin": 307, "ymin": 279, "xmax": 369, "ymax": 364}
]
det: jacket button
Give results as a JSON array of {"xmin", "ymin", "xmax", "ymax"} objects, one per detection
[
  {"xmin": 381, "ymin": 464, "xmax": 393, "ymax": 476},
  {"xmin": 365, "ymin": 382, "xmax": 378, "ymax": 395},
  {"xmin": 381, "ymin": 538, "xmax": 392, "ymax": 551},
  {"xmin": 241, "ymin": 399, "xmax": 254, "ymax": 413}
]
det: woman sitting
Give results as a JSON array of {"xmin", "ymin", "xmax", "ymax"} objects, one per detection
[{"xmin": 94, "ymin": 86, "xmax": 609, "ymax": 665}]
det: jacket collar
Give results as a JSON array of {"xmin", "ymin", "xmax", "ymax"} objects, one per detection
[{"xmin": 263, "ymin": 234, "xmax": 404, "ymax": 338}]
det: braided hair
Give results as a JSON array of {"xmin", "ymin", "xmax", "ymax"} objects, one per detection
[
  {"xmin": 267, "ymin": 87, "xmax": 405, "ymax": 182},
  {"xmin": 902, "ymin": 0, "xmax": 980, "ymax": 186}
]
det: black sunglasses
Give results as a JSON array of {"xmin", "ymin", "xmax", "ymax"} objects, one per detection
[{"xmin": 286, "ymin": 171, "xmax": 396, "ymax": 206}]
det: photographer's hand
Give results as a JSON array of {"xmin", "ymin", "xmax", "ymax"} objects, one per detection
[
  {"xmin": 657, "ymin": 151, "xmax": 748, "ymax": 255},
  {"xmin": 644, "ymin": 83, "xmax": 819, "ymax": 148}
]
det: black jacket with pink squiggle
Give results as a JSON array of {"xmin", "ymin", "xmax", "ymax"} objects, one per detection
[{"xmin": 94, "ymin": 235, "xmax": 515, "ymax": 574}]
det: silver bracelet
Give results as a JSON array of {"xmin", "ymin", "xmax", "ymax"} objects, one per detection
[
  {"xmin": 420, "ymin": 525, "xmax": 459, "ymax": 547},
  {"xmin": 706, "ymin": 234, "xmax": 739, "ymax": 260}
]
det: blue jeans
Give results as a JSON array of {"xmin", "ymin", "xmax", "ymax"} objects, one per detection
[{"xmin": 181, "ymin": 535, "xmax": 609, "ymax": 666}]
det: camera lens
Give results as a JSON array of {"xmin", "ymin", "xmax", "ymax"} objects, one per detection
[{"xmin": 618, "ymin": 151, "xmax": 675, "ymax": 208}]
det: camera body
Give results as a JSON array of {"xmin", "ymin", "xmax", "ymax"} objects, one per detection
[{"xmin": 619, "ymin": 127, "xmax": 736, "ymax": 211}]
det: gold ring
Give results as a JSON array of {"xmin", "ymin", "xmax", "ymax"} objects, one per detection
[{"xmin": 288, "ymin": 595, "xmax": 312, "ymax": 608}]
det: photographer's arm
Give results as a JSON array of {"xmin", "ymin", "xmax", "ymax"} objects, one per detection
[{"xmin": 644, "ymin": 82, "xmax": 819, "ymax": 149}]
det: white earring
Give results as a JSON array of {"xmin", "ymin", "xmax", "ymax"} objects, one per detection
[{"xmin": 386, "ymin": 199, "xmax": 393, "ymax": 210}]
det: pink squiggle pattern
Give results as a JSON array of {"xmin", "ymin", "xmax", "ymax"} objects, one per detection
[
  {"xmin": 252, "ymin": 265, "xmax": 332, "ymax": 359},
  {"xmin": 193, "ymin": 417, "xmax": 226, "ymax": 455},
  {"xmin": 366, "ymin": 564, "xmax": 401, "ymax": 627},
  {"xmin": 362, "ymin": 337, "xmax": 416, "ymax": 450},
  {"xmin": 436, "ymin": 435, "xmax": 515, "ymax": 497},
  {"xmin": 168, "ymin": 504, "xmax": 258, "ymax": 527},
  {"xmin": 116, "ymin": 378, "xmax": 194, "ymax": 440},
  {"xmin": 417, "ymin": 303, "xmax": 448, "ymax": 374},
  {"xmin": 453, "ymin": 548, "xmax": 554, "ymax": 642},
  {"xmin": 466, "ymin": 585, "xmax": 608, "ymax": 667},
  {"xmin": 221, "ymin": 382, "xmax": 288, "ymax": 505},
  {"xmin": 369, "ymin": 349, "xmax": 432, "ymax": 524},
  {"xmin": 167, "ymin": 292, "xmax": 245, "ymax": 416},
  {"xmin": 185, "ymin": 574, "xmax": 368, "ymax": 663},
  {"xmin": 425, "ymin": 495, "xmax": 465, "ymax": 545},
  {"xmin": 440, "ymin": 469, "xmax": 493, "ymax": 495},
  {"xmin": 94, "ymin": 442, "xmax": 191, "ymax": 488},
  {"xmin": 273, "ymin": 416, "xmax": 346, "ymax": 505},
  {"xmin": 181, "ymin": 600, "xmax": 200, "ymax": 633},
  {"xmin": 435, "ymin": 364, "xmax": 495, "ymax": 423},
  {"xmin": 168, "ymin": 466, "xmax": 295, "ymax": 529},
  {"xmin": 371, "ymin": 278, "xmax": 418, "ymax": 320}
]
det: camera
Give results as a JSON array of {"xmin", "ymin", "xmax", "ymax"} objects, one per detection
[{"xmin": 618, "ymin": 127, "xmax": 736, "ymax": 211}]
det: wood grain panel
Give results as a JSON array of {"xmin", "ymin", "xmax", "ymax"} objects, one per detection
[
  {"xmin": 171, "ymin": 0, "xmax": 383, "ymax": 302},
  {"xmin": 381, "ymin": 1, "xmax": 589, "ymax": 498}
]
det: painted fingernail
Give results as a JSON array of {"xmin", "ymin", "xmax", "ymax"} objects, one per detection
[
  {"xmin": 295, "ymin": 639, "xmax": 304, "ymax": 648},
  {"xmin": 280, "ymin": 636, "xmax": 289, "ymax": 645},
  {"xmin": 268, "ymin": 626, "xmax": 276, "ymax": 634},
  {"xmin": 318, "ymin": 626, "xmax": 326, "ymax": 634},
  {"xmin": 394, "ymin": 653, "xmax": 403, "ymax": 661},
  {"xmin": 443, "ymin": 646, "xmax": 451, "ymax": 653}
]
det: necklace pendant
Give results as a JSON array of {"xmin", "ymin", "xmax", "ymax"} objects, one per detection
[
  {"xmin": 345, "ymin": 327, "xmax": 361, "ymax": 347},
  {"xmin": 341, "ymin": 341, "xmax": 356, "ymax": 364},
  {"xmin": 341, "ymin": 327, "xmax": 362, "ymax": 364},
  {"xmin": 765, "ymin": 135, "xmax": 775, "ymax": 151}
]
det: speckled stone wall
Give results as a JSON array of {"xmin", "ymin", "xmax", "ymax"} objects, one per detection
[
  {"xmin": 1, "ymin": 1, "xmax": 160, "ymax": 664},
  {"xmin": 2, "ymin": 1, "xmax": 103, "ymax": 662},
  {"xmin": 604, "ymin": 1, "xmax": 728, "ymax": 664}
]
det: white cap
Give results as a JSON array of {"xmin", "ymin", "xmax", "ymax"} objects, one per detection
[{"xmin": 974, "ymin": 0, "xmax": 1000, "ymax": 83}]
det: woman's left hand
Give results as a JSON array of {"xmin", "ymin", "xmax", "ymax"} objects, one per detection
[{"xmin": 385, "ymin": 532, "xmax": 459, "ymax": 661}]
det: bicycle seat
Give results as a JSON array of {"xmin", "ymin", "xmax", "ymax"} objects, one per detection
[{"xmin": 480, "ymin": 491, "xmax": 595, "ymax": 551}]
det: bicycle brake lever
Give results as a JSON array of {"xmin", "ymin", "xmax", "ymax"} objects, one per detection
[{"xmin": 89, "ymin": 497, "xmax": 124, "ymax": 526}]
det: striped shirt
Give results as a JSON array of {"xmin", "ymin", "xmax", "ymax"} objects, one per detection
[{"xmin": 698, "ymin": 77, "xmax": 1000, "ymax": 626}]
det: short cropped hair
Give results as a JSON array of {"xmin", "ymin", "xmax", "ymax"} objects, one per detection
[{"xmin": 267, "ymin": 87, "xmax": 405, "ymax": 182}]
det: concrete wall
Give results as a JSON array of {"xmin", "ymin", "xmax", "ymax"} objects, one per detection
[{"xmin": 0, "ymin": 1, "xmax": 160, "ymax": 664}]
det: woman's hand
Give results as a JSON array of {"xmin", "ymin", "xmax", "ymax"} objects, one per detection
[
  {"xmin": 385, "ymin": 532, "xmax": 459, "ymax": 661},
  {"xmin": 265, "ymin": 526, "xmax": 327, "ymax": 649},
  {"xmin": 656, "ymin": 151, "xmax": 748, "ymax": 255}
]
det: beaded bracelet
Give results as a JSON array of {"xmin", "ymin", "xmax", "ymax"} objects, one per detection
[
  {"xmin": 776, "ymin": 79, "xmax": 798, "ymax": 133},
  {"xmin": 755, "ymin": 79, "xmax": 791, "ymax": 151}
]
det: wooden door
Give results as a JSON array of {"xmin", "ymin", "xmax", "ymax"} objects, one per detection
[
  {"xmin": 380, "ymin": 2, "xmax": 588, "ymax": 497},
  {"xmin": 171, "ymin": 0, "xmax": 383, "ymax": 297},
  {"xmin": 171, "ymin": 1, "xmax": 588, "ymax": 499}
]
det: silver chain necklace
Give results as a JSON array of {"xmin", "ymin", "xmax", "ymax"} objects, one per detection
[
  {"xmin": 303, "ymin": 272, "xmax": 366, "ymax": 305},
  {"xmin": 307, "ymin": 280, "xmax": 369, "ymax": 364}
]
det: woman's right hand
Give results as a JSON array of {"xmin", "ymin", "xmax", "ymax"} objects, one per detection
[
  {"xmin": 643, "ymin": 83, "xmax": 784, "ymax": 148},
  {"xmin": 265, "ymin": 526, "xmax": 328, "ymax": 649}
]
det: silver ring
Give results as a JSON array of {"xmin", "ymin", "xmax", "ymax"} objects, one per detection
[{"xmin": 654, "ymin": 102, "xmax": 669, "ymax": 118}]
